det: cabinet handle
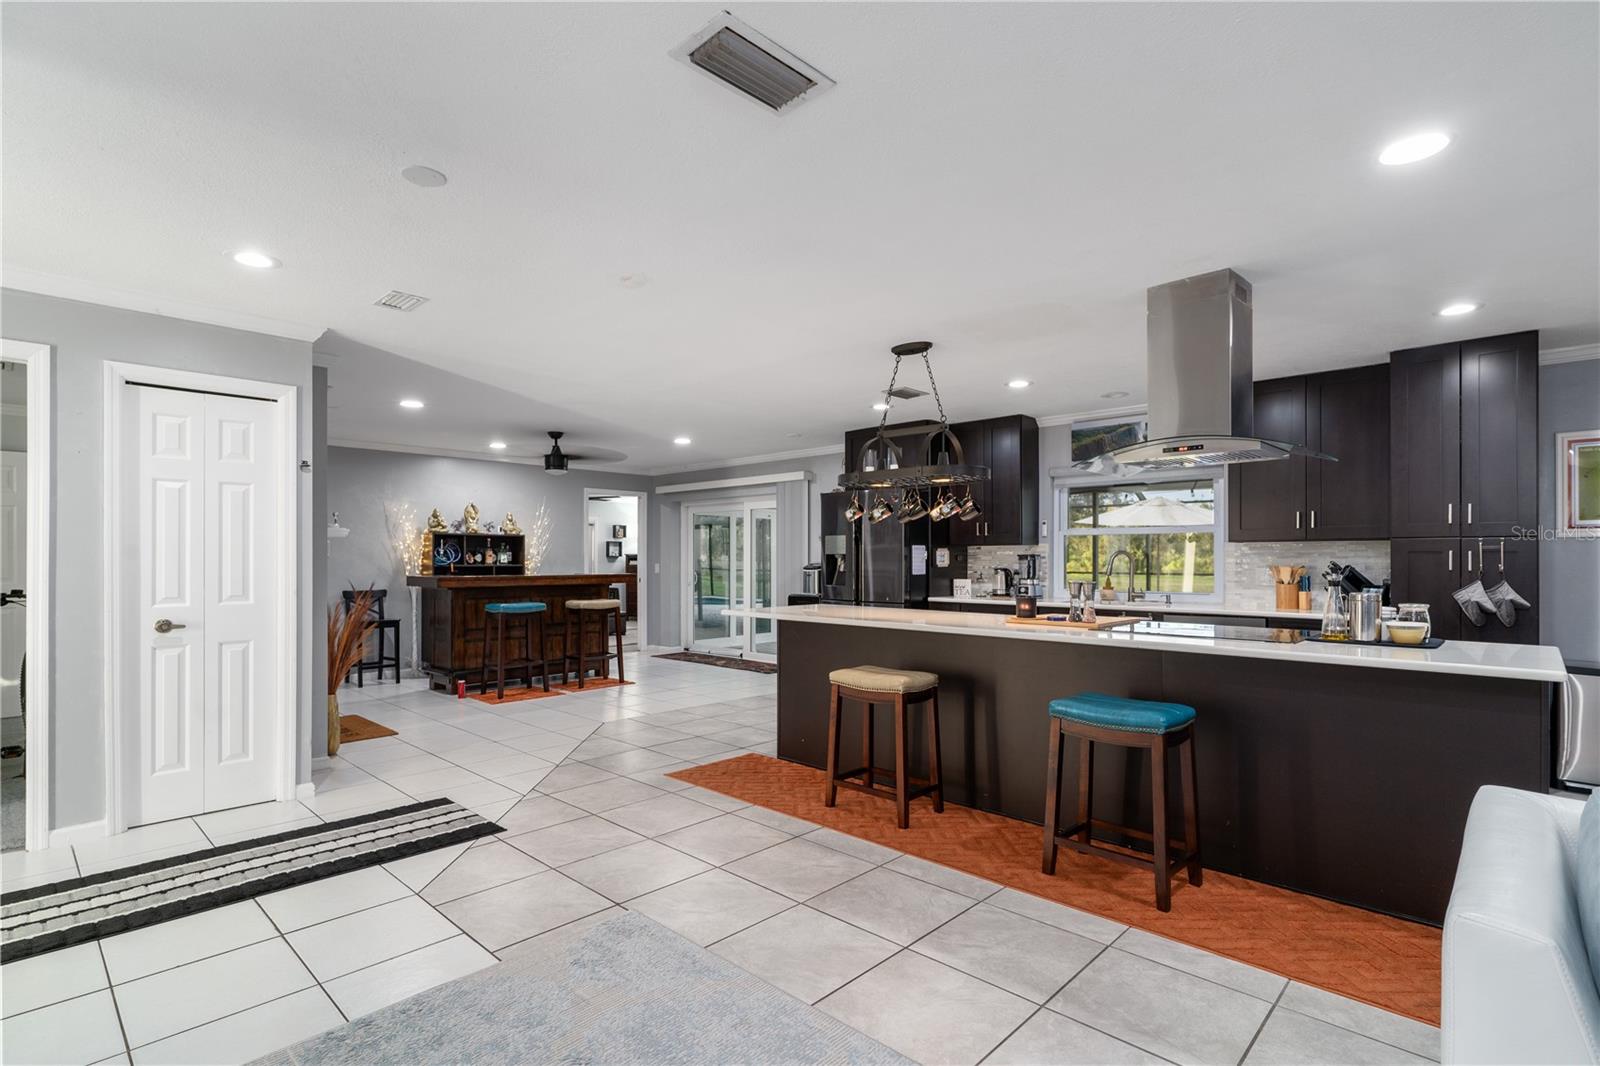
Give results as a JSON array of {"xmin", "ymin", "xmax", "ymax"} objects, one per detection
[
  {"xmin": 1498, "ymin": 538, "xmax": 1506, "ymax": 572},
  {"xmin": 1295, "ymin": 510, "xmax": 1301, "ymax": 530},
  {"xmin": 1447, "ymin": 502, "xmax": 1453, "ymax": 524},
  {"xmin": 1467, "ymin": 549, "xmax": 1474, "ymax": 575},
  {"xmin": 1466, "ymin": 502, "xmax": 1473, "ymax": 525},
  {"xmin": 1310, "ymin": 510, "xmax": 1317, "ymax": 530},
  {"xmin": 1447, "ymin": 549, "xmax": 1454, "ymax": 571}
]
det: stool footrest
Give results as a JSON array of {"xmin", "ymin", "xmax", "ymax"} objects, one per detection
[{"xmin": 1055, "ymin": 834, "xmax": 1197, "ymax": 879}]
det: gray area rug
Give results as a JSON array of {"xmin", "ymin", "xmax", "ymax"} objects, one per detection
[{"xmin": 255, "ymin": 911, "xmax": 909, "ymax": 1066}]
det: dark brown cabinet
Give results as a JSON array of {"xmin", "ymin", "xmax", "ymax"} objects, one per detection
[
  {"xmin": 1388, "ymin": 535, "xmax": 1541, "ymax": 645},
  {"xmin": 1390, "ymin": 332, "xmax": 1537, "ymax": 538},
  {"xmin": 1228, "ymin": 377, "xmax": 1307, "ymax": 541},
  {"xmin": 1388, "ymin": 538, "xmax": 1463, "ymax": 641},
  {"xmin": 1460, "ymin": 334, "xmax": 1540, "ymax": 536},
  {"xmin": 1228, "ymin": 364, "xmax": 1389, "ymax": 542},
  {"xmin": 944, "ymin": 415, "xmax": 1040, "ymax": 546}
]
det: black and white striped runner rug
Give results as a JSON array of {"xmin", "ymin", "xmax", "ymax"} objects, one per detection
[{"xmin": 1, "ymin": 798, "xmax": 501, "ymax": 963}]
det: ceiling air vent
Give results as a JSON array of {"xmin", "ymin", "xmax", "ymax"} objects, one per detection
[
  {"xmin": 672, "ymin": 13, "xmax": 834, "ymax": 114},
  {"xmin": 374, "ymin": 290, "xmax": 428, "ymax": 312}
]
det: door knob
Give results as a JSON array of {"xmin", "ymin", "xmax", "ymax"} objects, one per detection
[{"xmin": 153, "ymin": 618, "xmax": 187, "ymax": 634}]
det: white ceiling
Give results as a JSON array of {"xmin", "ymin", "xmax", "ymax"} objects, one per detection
[{"xmin": 4, "ymin": 2, "xmax": 1597, "ymax": 473}]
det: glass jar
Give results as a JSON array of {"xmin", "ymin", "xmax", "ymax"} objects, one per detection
[
  {"xmin": 1396, "ymin": 602, "xmax": 1432, "ymax": 640},
  {"xmin": 1320, "ymin": 579, "xmax": 1350, "ymax": 641}
]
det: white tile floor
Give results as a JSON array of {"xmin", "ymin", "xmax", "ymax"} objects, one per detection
[{"xmin": 0, "ymin": 654, "xmax": 1441, "ymax": 1065}]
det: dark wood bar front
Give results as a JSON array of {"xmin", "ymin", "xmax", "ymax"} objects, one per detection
[{"xmin": 406, "ymin": 574, "xmax": 622, "ymax": 690}]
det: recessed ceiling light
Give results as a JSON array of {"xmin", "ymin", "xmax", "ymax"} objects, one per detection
[
  {"xmin": 401, "ymin": 165, "xmax": 448, "ymax": 188},
  {"xmin": 872, "ymin": 402, "xmax": 891, "ymax": 411},
  {"xmin": 231, "ymin": 250, "xmax": 280, "ymax": 269},
  {"xmin": 1437, "ymin": 301, "xmax": 1480, "ymax": 317},
  {"xmin": 1007, "ymin": 379, "xmax": 1031, "ymax": 390},
  {"xmin": 398, "ymin": 398, "xmax": 425, "ymax": 409},
  {"xmin": 1379, "ymin": 131, "xmax": 1450, "ymax": 166},
  {"xmin": 1101, "ymin": 390, "xmax": 1130, "ymax": 399},
  {"xmin": 488, "ymin": 440, "xmax": 507, "ymax": 450},
  {"xmin": 673, "ymin": 436, "xmax": 692, "ymax": 446}
]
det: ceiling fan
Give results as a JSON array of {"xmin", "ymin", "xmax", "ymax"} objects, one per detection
[{"xmin": 542, "ymin": 431, "xmax": 590, "ymax": 476}]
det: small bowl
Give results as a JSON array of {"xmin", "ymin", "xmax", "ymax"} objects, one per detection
[{"xmin": 1386, "ymin": 621, "xmax": 1429, "ymax": 646}]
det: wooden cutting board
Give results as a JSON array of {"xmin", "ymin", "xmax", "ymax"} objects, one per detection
[{"xmin": 1003, "ymin": 614, "xmax": 1141, "ymax": 631}]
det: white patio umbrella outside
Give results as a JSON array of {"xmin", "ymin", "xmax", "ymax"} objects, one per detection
[{"xmin": 1077, "ymin": 496, "xmax": 1214, "ymax": 593}]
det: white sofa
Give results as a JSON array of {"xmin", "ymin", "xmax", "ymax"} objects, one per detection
[{"xmin": 1444, "ymin": 786, "xmax": 1600, "ymax": 1064}]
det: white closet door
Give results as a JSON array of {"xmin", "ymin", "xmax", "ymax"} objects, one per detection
[
  {"xmin": 131, "ymin": 387, "xmax": 207, "ymax": 824},
  {"xmin": 127, "ymin": 386, "xmax": 280, "ymax": 824},
  {"xmin": 0, "ymin": 452, "xmax": 25, "ymax": 719},
  {"xmin": 202, "ymin": 393, "xmax": 279, "ymax": 812}
]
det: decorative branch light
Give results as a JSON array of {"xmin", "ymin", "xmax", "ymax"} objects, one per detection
[
  {"xmin": 523, "ymin": 502, "xmax": 553, "ymax": 574},
  {"xmin": 839, "ymin": 341, "xmax": 990, "ymax": 522}
]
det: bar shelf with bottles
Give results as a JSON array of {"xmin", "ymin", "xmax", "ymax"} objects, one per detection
[{"xmin": 419, "ymin": 532, "xmax": 526, "ymax": 577}]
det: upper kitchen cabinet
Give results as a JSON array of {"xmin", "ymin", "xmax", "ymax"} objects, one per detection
[
  {"xmin": 1228, "ymin": 364, "xmax": 1389, "ymax": 542},
  {"xmin": 1390, "ymin": 332, "xmax": 1537, "ymax": 538},
  {"xmin": 1459, "ymin": 333, "xmax": 1539, "ymax": 536},
  {"xmin": 945, "ymin": 415, "xmax": 1040, "ymax": 546},
  {"xmin": 1228, "ymin": 376, "xmax": 1307, "ymax": 541},
  {"xmin": 1305, "ymin": 364, "xmax": 1391, "ymax": 540}
]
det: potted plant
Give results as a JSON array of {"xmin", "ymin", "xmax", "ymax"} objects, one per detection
[{"xmin": 327, "ymin": 587, "xmax": 377, "ymax": 756}]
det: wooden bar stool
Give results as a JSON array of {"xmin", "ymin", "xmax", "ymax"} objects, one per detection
[
  {"xmin": 482, "ymin": 601, "xmax": 551, "ymax": 699},
  {"xmin": 341, "ymin": 588, "xmax": 400, "ymax": 687},
  {"xmin": 1041, "ymin": 691, "xmax": 1202, "ymax": 912},
  {"xmin": 823, "ymin": 665, "xmax": 943, "ymax": 829},
  {"xmin": 563, "ymin": 599, "xmax": 625, "ymax": 688}
]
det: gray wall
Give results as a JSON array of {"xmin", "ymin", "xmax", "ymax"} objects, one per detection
[
  {"xmin": 324, "ymin": 447, "xmax": 653, "ymax": 664},
  {"xmin": 311, "ymin": 366, "xmax": 330, "ymax": 756},
  {"xmin": 1, "ymin": 363, "xmax": 26, "ymax": 452},
  {"xmin": 650, "ymin": 450, "xmax": 843, "ymax": 647},
  {"xmin": 1539, "ymin": 358, "xmax": 1600, "ymax": 668},
  {"xmin": 1, "ymin": 288, "xmax": 316, "ymax": 829}
]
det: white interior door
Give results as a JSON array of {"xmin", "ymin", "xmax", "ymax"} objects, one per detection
[
  {"xmin": 0, "ymin": 452, "xmax": 25, "ymax": 719},
  {"xmin": 125, "ymin": 385, "xmax": 280, "ymax": 824}
]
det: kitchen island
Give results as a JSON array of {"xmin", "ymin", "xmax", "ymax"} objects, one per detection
[
  {"xmin": 752, "ymin": 603, "xmax": 1564, "ymax": 924},
  {"xmin": 407, "ymin": 574, "xmax": 624, "ymax": 690}
]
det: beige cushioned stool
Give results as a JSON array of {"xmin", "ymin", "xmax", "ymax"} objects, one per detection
[
  {"xmin": 827, "ymin": 666, "xmax": 939, "ymax": 695},
  {"xmin": 563, "ymin": 599, "xmax": 625, "ymax": 688},
  {"xmin": 824, "ymin": 665, "xmax": 944, "ymax": 828},
  {"xmin": 565, "ymin": 598, "xmax": 622, "ymax": 610}
]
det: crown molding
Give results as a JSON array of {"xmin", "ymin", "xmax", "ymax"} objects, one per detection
[
  {"xmin": 645, "ymin": 443, "xmax": 842, "ymax": 477},
  {"xmin": 1541, "ymin": 343, "xmax": 1600, "ymax": 366},
  {"xmin": 2, "ymin": 266, "xmax": 325, "ymax": 342},
  {"xmin": 1035, "ymin": 403, "xmax": 1147, "ymax": 428}
]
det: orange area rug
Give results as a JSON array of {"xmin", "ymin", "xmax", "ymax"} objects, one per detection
[
  {"xmin": 671, "ymin": 753, "xmax": 1442, "ymax": 1025},
  {"xmin": 337, "ymin": 715, "xmax": 397, "ymax": 743}
]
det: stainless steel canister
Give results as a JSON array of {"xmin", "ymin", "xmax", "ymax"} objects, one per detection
[{"xmin": 1350, "ymin": 588, "xmax": 1383, "ymax": 642}]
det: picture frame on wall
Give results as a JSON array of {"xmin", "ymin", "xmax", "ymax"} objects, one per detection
[
  {"xmin": 611, "ymin": 524, "xmax": 627, "ymax": 539},
  {"xmin": 1556, "ymin": 430, "xmax": 1600, "ymax": 538},
  {"xmin": 605, "ymin": 540, "xmax": 623, "ymax": 560}
]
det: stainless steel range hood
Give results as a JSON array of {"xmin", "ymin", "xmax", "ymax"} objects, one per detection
[{"xmin": 1077, "ymin": 268, "xmax": 1334, "ymax": 472}]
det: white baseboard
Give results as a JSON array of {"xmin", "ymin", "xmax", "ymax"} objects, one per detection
[
  {"xmin": 48, "ymin": 819, "xmax": 110, "ymax": 848},
  {"xmin": 295, "ymin": 782, "xmax": 316, "ymax": 801}
]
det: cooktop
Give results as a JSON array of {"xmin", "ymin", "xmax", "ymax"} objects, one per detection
[{"xmin": 1127, "ymin": 620, "xmax": 1306, "ymax": 644}]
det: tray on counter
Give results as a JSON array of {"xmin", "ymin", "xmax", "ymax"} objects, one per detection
[
  {"xmin": 1004, "ymin": 614, "xmax": 1142, "ymax": 631},
  {"xmin": 1307, "ymin": 634, "xmax": 1446, "ymax": 649}
]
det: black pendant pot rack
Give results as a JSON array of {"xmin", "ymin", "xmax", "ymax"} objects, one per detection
[{"xmin": 838, "ymin": 341, "xmax": 991, "ymax": 491}]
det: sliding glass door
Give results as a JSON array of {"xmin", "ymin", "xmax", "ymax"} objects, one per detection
[{"xmin": 685, "ymin": 498, "xmax": 777, "ymax": 660}]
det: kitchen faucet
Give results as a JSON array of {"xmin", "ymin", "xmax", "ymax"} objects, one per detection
[{"xmin": 1103, "ymin": 549, "xmax": 1142, "ymax": 603}]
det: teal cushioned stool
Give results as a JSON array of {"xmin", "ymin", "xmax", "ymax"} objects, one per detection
[
  {"xmin": 1042, "ymin": 691, "xmax": 1202, "ymax": 912},
  {"xmin": 483, "ymin": 601, "xmax": 552, "ymax": 699}
]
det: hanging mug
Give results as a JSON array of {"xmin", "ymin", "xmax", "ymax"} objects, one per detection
[{"xmin": 844, "ymin": 493, "xmax": 865, "ymax": 522}]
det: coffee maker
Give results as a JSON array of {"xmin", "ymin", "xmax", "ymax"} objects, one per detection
[{"xmin": 1014, "ymin": 553, "xmax": 1045, "ymax": 617}]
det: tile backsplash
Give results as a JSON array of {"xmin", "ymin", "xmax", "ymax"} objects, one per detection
[
  {"xmin": 1223, "ymin": 540, "xmax": 1391, "ymax": 611},
  {"xmin": 956, "ymin": 539, "xmax": 1391, "ymax": 609}
]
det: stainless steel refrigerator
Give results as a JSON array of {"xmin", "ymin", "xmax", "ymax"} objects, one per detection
[{"xmin": 848, "ymin": 491, "xmax": 930, "ymax": 608}]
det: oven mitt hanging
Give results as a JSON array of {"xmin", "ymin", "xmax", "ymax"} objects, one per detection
[
  {"xmin": 1485, "ymin": 580, "xmax": 1531, "ymax": 628},
  {"xmin": 1453, "ymin": 580, "xmax": 1496, "ymax": 627}
]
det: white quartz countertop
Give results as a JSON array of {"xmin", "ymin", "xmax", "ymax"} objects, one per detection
[
  {"xmin": 732, "ymin": 604, "xmax": 1567, "ymax": 682},
  {"xmin": 925, "ymin": 596, "xmax": 1323, "ymax": 621}
]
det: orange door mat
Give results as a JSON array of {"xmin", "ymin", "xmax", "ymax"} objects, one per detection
[
  {"xmin": 556, "ymin": 678, "xmax": 634, "ymax": 693},
  {"xmin": 337, "ymin": 715, "xmax": 398, "ymax": 743},
  {"xmin": 469, "ymin": 686, "xmax": 564, "ymax": 706},
  {"xmin": 670, "ymin": 753, "xmax": 1442, "ymax": 1026}
]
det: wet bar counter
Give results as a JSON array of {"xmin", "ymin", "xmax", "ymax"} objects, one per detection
[
  {"xmin": 406, "ymin": 574, "xmax": 620, "ymax": 689},
  {"xmin": 756, "ymin": 604, "xmax": 1561, "ymax": 924}
]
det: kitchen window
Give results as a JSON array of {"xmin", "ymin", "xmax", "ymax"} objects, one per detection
[{"xmin": 1056, "ymin": 477, "xmax": 1224, "ymax": 601}]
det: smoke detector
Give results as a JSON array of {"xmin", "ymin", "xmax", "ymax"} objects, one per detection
[
  {"xmin": 374, "ymin": 290, "xmax": 429, "ymax": 312},
  {"xmin": 671, "ymin": 13, "xmax": 834, "ymax": 114}
]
